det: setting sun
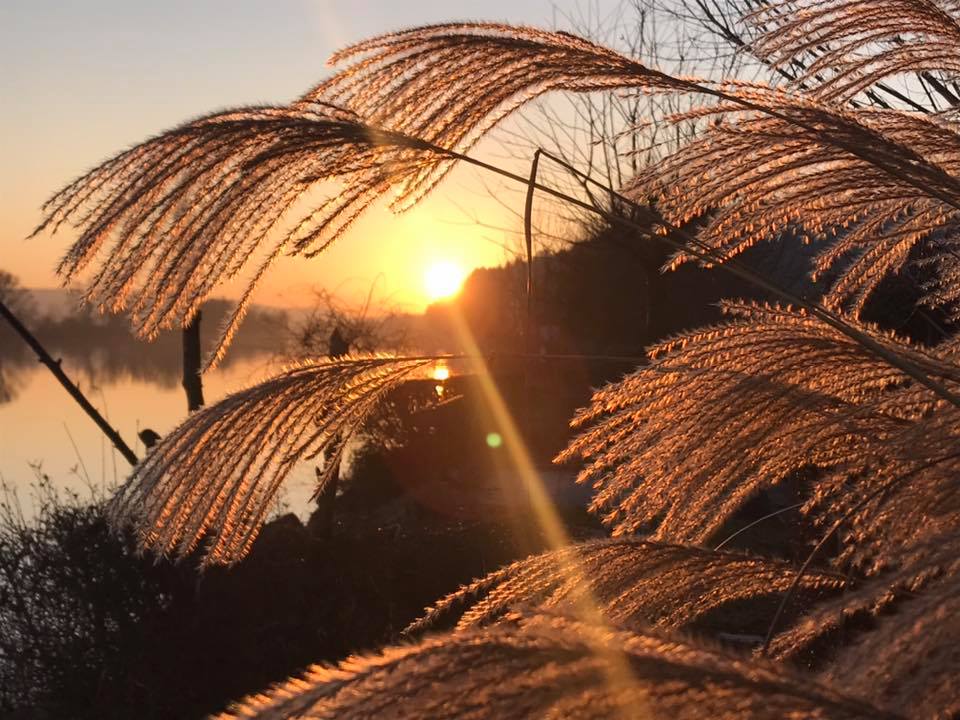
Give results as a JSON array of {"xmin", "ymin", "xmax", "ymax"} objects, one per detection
[{"xmin": 423, "ymin": 260, "xmax": 466, "ymax": 301}]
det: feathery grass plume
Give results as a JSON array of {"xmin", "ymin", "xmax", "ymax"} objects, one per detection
[
  {"xmin": 216, "ymin": 611, "xmax": 893, "ymax": 720},
  {"xmin": 624, "ymin": 90, "xmax": 960, "ymax": 315},
  {"xmin": 108, "ymin": 355, "xmax": 432, "ymax": 566},
  {"xmin": 917, "ymin": 240, "xmax": 960, "ymax": 320},
  {"xmin": 805, "ymin": 412, "xmax": 960, "ymax": 575},
  {"xmin": 818, "ymin": 573, "xmax": 960, "ymax": 719},
  {"xmin": 306, "ymin": 23, "xmax": 691, "ymax": 208},
  {"xmin": 748, "ymin": 0, "xmax": 960, "ymax": 105},
  {"xmin": 557, "ymin": 300, "xmax": 960, "ymax": 545},
  {"xmin": 31, "ymin": 103, "xmax": 438, "ymax": 367},
  {"xmin": 767, "ymin": 557, "xmax": 957, "ymax": 664},
  {"xmin": 406, "ymin": 538, "xmax": 846, "ymax": 636}
]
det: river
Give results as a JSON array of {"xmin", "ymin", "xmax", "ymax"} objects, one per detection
[{"xmin": 0, "ymin": 349, "xmax": 320, "ymax": 521}]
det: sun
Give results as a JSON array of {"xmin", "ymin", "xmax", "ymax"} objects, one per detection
[{"xmin": 423, "ymin": 260, "xmax": 466, "ymax": 301}]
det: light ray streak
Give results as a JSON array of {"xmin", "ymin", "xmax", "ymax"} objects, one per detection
[{"xmin": 443, "ymin": 305, "xmax": 647, "ymax": 718}]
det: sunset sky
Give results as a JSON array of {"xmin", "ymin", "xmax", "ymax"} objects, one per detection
[{"xmin": 2, "ymin": 0, "xmax": 622, "ymax": 313}]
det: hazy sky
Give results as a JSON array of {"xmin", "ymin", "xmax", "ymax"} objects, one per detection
[{"xmin": 2, "ymin": 0, "xmax": 626, "ymax": 311}]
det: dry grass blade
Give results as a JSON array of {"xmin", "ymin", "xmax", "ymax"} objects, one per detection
[
  {"xmin": 626, "ymin": 91, "xmax": 960, "ymax": 316},
  {"xmin": 406, "ymin": 538, "xmax": 846, "ymax": 636},
  {"xmin": 917, "ymin": 240, "xmax": 960, "ymax": 320},
  {"xmin": 558, "ymin": 301, "xmax": 960, "ymax": 546},
  {"xmin": 108, "ymin": 355, "xmax": 431, "ymax": 566},
  {"xmin": 216, "ymin": 611, "xmax": 894, "ymax": 720},
  {"xmin": 749, "ymin": 0, "xmax": 960, "ymax": 104},
  {"xmin": 807, "ymin": 426, "xmax": 960, "ymax": 575},
  {"xmin": 767, "ymin": 558, "xmax": 955, "ymax": 664},
  {"xmin": 31, "ymin": 103, "xmax": 436, "ymax": 367},
  {"xmin": 307, "ymin": 23, "xmax": 690, "ymax": 208},
  {"xmin": 818, "ymin": 572, "xmax": 960, "ymax": 719}
]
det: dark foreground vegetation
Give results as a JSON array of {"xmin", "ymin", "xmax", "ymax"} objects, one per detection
[{"xmin": 0, "ymin": 478, "xmax": 539, "ymax": 719}]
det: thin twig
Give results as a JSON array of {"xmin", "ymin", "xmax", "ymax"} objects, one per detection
[
  {"xmin": 713, "ymin": 502, "xmax": 803, "ymax": 550},
  {"xmin": 524, "ymin": 149, "xmax": 541, "ymax": 359},
  {"xmin": 62, "ymin": 422, "xmax": 93, "ymax": 489}
]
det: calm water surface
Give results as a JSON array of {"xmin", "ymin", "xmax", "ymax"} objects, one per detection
[{"xmin": 0, "ymin": 352, "xmax": 319, "ymax": 520}]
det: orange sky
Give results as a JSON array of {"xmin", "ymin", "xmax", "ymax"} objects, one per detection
[
  {"xmin": 7, "ymin": 159, "xmax": 522, "ymax": 313},
  {"xmin": 1, "ymin": 0, "xmax": 610, "ymax": 313}
]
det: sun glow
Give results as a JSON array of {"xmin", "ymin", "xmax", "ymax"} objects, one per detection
[{"xmin": 423, "ymin": 260, "xmax": 466, "ymax": 301}]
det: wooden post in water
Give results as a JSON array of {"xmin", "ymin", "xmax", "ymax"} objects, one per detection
[{"xmin": 182, "ymin": 310, "xmax": 204, "ymax": 412}]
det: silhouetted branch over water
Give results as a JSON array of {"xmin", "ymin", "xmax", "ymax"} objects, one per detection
[{"xmin": 0, "ymin": 298, "xmax": 138, "ymax": 466}]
